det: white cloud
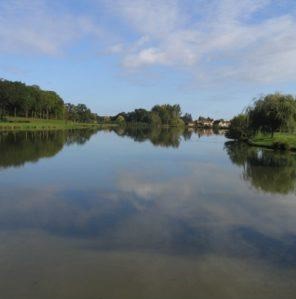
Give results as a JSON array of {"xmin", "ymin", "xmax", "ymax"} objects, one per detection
[
  {"xmin": 0, "ymin": 0, "xmax": 101, "ymax": 55},
  {"xmin": 117, "ymin": 164, "xmax": 296, "ymax": 238},
  {"xmin": 2, "ymin": 0, "xmax": 296, "ymax": 85},
  {"xmin": 122, "ymin": 47, "xmax": 168, "ymax": 68},
  {"xmin": 106, "ymin": 0, "xmax": 296, "ymax": 84},
  {"xmin": 108, "ymin": 0, "xmax": 183, "ymax": 37}
]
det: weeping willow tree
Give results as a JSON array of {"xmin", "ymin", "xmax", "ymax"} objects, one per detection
[
  {"xmin": 247, "ymin": 93, "xmax": 296, "ymax": 136},
  {"xmin": 227, "ymin": 93, "xmax": 296, "ymax": 140}
]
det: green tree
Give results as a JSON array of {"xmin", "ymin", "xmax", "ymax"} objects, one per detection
[
  {"xmin": 181, "ymin": 113, "xmax": 193, "ymax": 124},
  {"xmin": 116, "ymin": 115, "xmax": 125, "ymax": 125},
  {"xmin": 0, "ymin": 79, "xmax": 98, "ymax": 123},
  {"xmin": 248, "ymin": 93, "xmax": 296, "ymax": 136},
  {"xmin": 226, "ymin": 114, "xmax": 250, "ymax": 140}
]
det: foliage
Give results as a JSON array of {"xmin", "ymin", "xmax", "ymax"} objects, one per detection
[
  {"xmin": 0, "ymin": 79, "xmax": 64, "ymax": 119},
  {"xmin": 225, "ymin": 114, "xmax": 250, "ymax": 140},
  {"xmin": 116, "ymin": 115, "xmax": 125, "ymax": 124},
  {"xmin": 110, "ymin": 104, "xmax": 185, "ymax": 127},
  {"xmin": 248, "ymin": 93, "xmax": 296, "ymax": 135},
  {"xmin": 0, "ymin": 79, "xmax": 98, "ymax": 123},
  {"xmin": 227, "ymin": 93, "xmax": 296, "ymax": 141},
  {"xmin": 272, "ymin": 141, "xmax": 290, "ymax": 151},
  {"xmin": 249, "ymin": 132, "xmax": 296, "ymax": 151},
  {"xmin": 181, "ymin": 113, "xmax": 193, "ymax": 124},
  {"xmin": 0, "ymin": 117, "xmax": 100, "ymax": 131},
  {"xmin": 65, "ymin": 103, "xmax": 97, "ymax": 123}
]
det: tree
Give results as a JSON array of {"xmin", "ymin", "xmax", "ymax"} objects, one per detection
[
  {"xmin": 226, "ymin": 114, "xmax": 250, "ymax": 140},
  {"xmin": 150, "ymin": 112, "xmax": 162, "ymax": 127},
  {"xmin": 107, "ymin": 104, "xmax": 186, "ymax": 127},
  {"xmin": 116, "ymin": 115, "xmax": 125, "ymax": 125},
  {"xmin": 151, "ymin": 104, "xmax": 183, "ymax": 126},
  {"xmin": 0, "ymin": 79, "xmax": 98, "ymax": 123},
  {"xmin": 248, "ymin": 93, "xmax": 296, "ymax": 136},
  {"xmin": 0, "ymin": 79, "xmax": 67, "ymax": 119},
  {"xmin": 181, "ymin": 113, "xmax": 193, "ymax": 124}
]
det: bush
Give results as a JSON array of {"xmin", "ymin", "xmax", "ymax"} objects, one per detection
[
  {"xmin": 226, "ymin": 114, "xmax": 250, "ymax": 140},
  {"xmin": 116, "ymin": 115, "xmax": 126, "ymax": 125},
  {"xmin": 272, "ymin": 141, "xmax": 291, "ymax": 151}
]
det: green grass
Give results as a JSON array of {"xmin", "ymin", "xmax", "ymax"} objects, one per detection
[
  {"xmin": 0, "ymin": 117, "xmax": 102, "ymax": 131},
  {"xmin": 249, "ymin": 132, "xmax": 296, "ymax": 151}
]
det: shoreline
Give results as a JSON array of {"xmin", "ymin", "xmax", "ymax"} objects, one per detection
[
  {"xmin": 236, "ymin": 133, "xmax": 296, "ymax": 152},
  {"xmin": 0, "ymin": 117, "xmax": 118, "ymax": 132}
]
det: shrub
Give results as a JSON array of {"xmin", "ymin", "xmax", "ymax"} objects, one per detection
[
  {"xmin": 226, "ymin": 114, "xmax": 250, "ymax": 140},
  {"xmin": 272, "ymin": 141, "xmax": 291, "ymax": 151}
]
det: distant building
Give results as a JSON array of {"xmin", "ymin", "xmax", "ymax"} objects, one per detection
[
  {"xmin": 196, "ymin": 117, "xmax": 214, "ymax": 128},
  {"xmin": 187, "ymin": 122, "xmax": 196, "ymax": 127},
  {"xmin": 186, "ymin": 117, "xmax": 230, "ymax": 129},
  {"xmin": 213, "ymin": 120, "xmax": 231, "ymax": 129}
]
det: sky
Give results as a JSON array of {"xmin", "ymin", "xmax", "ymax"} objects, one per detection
[{"xmin": 0, "ymin": 0, "xmax": 296, "ymax": 119}]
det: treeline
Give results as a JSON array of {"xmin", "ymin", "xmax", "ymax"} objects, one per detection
[
  {"xmin": 227, "ymin": 93, "xmax": 296, "ymax": 140},
  {"xmin": 0, "ymin": 79, "xmax": 97, "ymax": 123},
  {"xmin": 104, "ymin": 104, "xmax": 187, "ymax": 127},
  {"xmin": 0, "ymin": 79, "xmax": 193, "ymax": 127}
]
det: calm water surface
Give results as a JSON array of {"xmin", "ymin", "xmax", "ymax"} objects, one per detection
[{"xmin": 0, "ymin": 128, "xmax": 296, "ymax": 299}]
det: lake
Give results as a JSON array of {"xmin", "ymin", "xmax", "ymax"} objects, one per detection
[{"xmin": 0, "ymin": 128, "xmax": 296, "ymax": 299}]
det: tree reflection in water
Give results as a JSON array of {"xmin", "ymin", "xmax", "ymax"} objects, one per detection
[
  {"xmin": 0, "ymin": 129, "xmax": 98, "ymax": 169},
  {"xmin": 225, "ymin": 141, "xmax": 296, "ymax": 195},
  {"xmin": 103, "ymin": 126, "xmax": 225, "ymax": 148}
]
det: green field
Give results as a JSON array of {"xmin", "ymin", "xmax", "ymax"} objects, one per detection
[
  {"xmin": 0, "ymin": 117, "xmax": 102, "ymax": 131},
  {"xmin": 249, "ymin": 132, "xmax": 296, "ymax": 151}
]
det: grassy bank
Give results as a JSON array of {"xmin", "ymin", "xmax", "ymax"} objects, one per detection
[
  {"xmin": 0, "ymin": 117, "xmax": 105, "ymax": 131},
  {"xmin": 248, "ymin": 133, "xmax": 296, "ymax": 151}
]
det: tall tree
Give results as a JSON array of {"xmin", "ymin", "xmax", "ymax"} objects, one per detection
[{"xmin": 248, "ymin": 93, "xmax": 296, "ymax": 136}]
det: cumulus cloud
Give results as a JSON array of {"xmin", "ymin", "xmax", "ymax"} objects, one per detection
[
  {"xmin": 2, "ymin": 0, "xmax": 296, "ymax": 84},
  {"xmin": 106, "ymin": 0, "xmax": 296, "ymax": 84},
  {"xmin": 122, "ymin": 48, "xmax": 168, "ymax": 68}
]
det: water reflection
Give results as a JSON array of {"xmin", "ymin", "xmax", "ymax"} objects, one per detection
[
  {"xmin": 0, "ymin": 129, "xmax": 98, "ymax": 169},
  {"xmin": 225, "ymin": 141, "xmax": 296, "ymax": 194},
  {"xmin": 102, "ymin": 126, "xmax": 225, "ymax": 148},
  {"xmin": 0, "ymin": 129, "xmax": 296, "ymax": 298},
  {"xmin": 110, "ymin": 126, "xmax": 187, "ymax": 148}
]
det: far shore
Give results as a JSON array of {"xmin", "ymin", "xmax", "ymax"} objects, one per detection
[
  {"xmin": 2, "ymin": 118, "xmax": 296, "ymax": 154},
  {"xmin": 0, "ymin": 117, "xmax": 116, "ymax": 132},
  {"xmin": 0, "ymin": 117, "xmax": 228, "ymax": 132}
]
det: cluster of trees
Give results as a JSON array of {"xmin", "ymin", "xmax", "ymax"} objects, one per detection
[
  {"xmin": 0, "ymin": 79, "xmax": 64, "ymax": 119},
  {"xmin": 108, "ymin": 104, "xmax": 187, "ymax": 127},
  {"xmin": 0, "ymin": 79, "xmax": 97, "ymax": 123},
  {"xmin": 65, "ymin": 103, "xmax": 97, "ymax": 123},
  {"xmin": 227, "ymin": 93, "xmax": 296, "ymax": 140},
  {"xmin": 0, "ymin": 79, "xmax": 192, "ymax": 127}
]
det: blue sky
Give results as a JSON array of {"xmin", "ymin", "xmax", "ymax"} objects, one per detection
[{"xmin": 0, "ymin": 0, "xmax": 296, "ymax": 119}]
